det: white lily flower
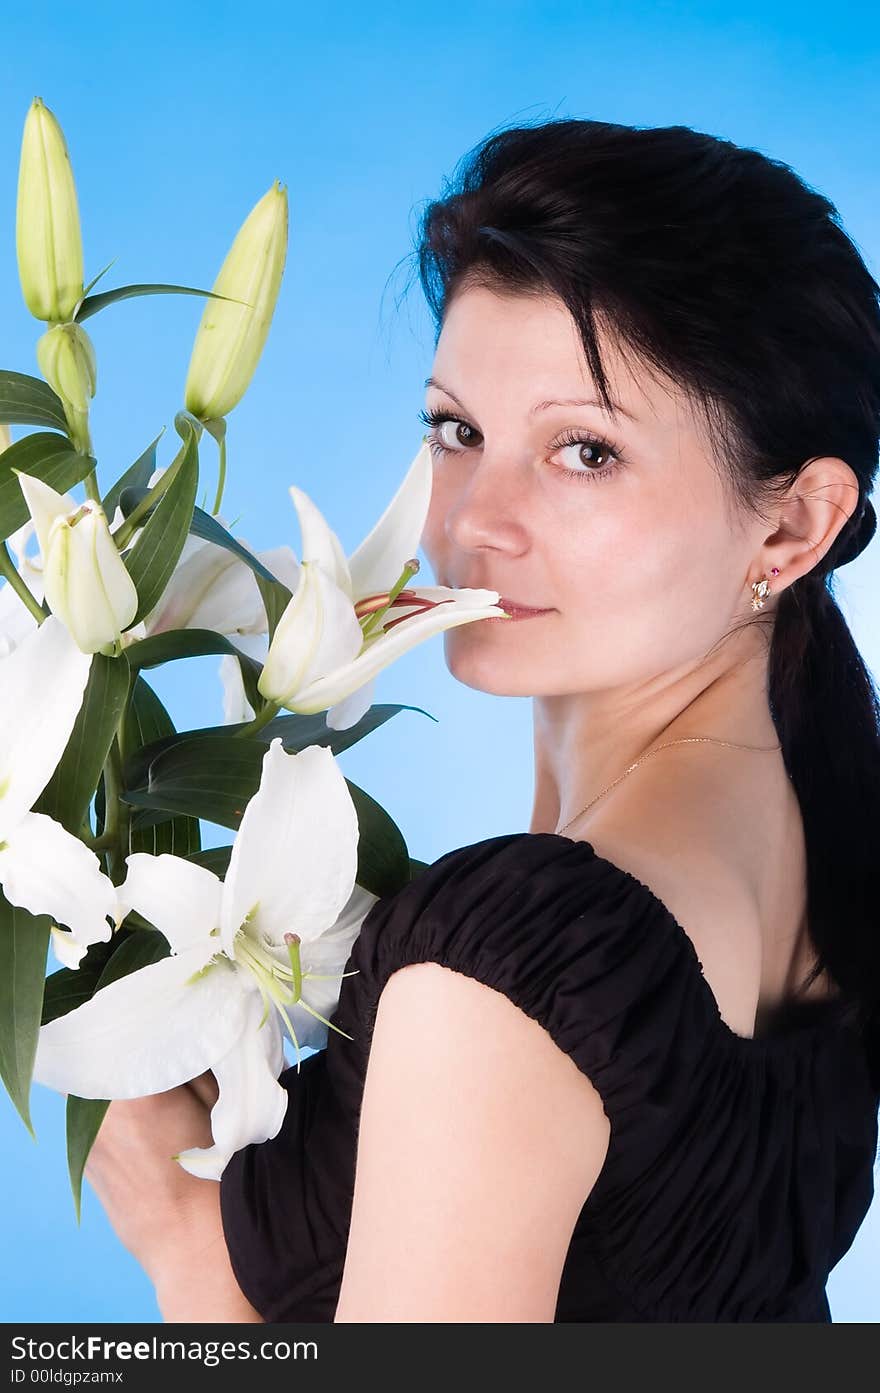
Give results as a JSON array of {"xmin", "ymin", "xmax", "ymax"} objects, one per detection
[
  {"xmin": 32, "ymin": 738, "xmax": 376, "ymax": 1180},
  {"xmin": 219, "ymin": 632, "xmax": 269, "ymax": 724},
  {"xmin": 142, "ymin": 536, "xmax": 300, "ymax": 638},
  {"xmin": 0, "ymin": 612, "xmax": 120, "ymax": 952},
  {"xmin": 258, "ymin": 440, "xmax": 510, "ymax": 730},
  {"xmin": 12, "ymin": 471, "xmax": 138, "ymax": 654},
  {"xmin": 0, "ymin": 517, "xmax": 46, "ymax": 658}
]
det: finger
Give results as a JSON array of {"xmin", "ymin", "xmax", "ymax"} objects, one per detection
[{"xmin": 188, "ymin": 1069, "xmax": 220, "ymax": 1110}]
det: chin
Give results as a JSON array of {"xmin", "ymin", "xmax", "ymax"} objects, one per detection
[{"xmin": 442, "ymin": 630, "xmax": 541, "ymax": 696}]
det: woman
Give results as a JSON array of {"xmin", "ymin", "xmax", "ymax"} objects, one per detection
[{"xmin": 84, "ymin": 118, "xmax": 880, "ymax": 1322}]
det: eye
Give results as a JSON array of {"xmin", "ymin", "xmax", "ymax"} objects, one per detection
[
  {"xmin": 418, "ymin": 406, "xmax": 625, "ymax": 487},
  {"xmin": 552, "ymin": 429, "xmax": 623, "ymax": 484},
  {"xmin": 418, "ymin": 408, "xmax": 481, "ymax": 453}
]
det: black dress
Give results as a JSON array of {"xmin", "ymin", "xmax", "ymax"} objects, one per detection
[{"xmin": 219, "ymin": 832, "xmax": 879, "ymax": 1322}]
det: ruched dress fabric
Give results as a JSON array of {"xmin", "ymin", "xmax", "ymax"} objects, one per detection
[{"xmin": 219, "ymin": 832, "xmax": 880, "ymax": 1323}]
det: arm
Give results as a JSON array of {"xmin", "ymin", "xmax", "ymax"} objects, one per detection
[
  {"xmin": 80, "ymin": 1074, "xmax": 265, "ymax": 1324},
  {"xmin": 151, "ymin": 1184, "xmax": 265, "ymax": 1323},
  {"xmin": 333, "ymin": 961, "xmax": 612, "ymax": 1322}
]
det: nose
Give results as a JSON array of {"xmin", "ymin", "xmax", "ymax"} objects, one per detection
[{"xmin": 443, "ymin": 452, "xmax": 532, "ymax": 556}]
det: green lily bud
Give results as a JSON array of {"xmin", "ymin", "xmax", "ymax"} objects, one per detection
[
  {"xmin": 36, "ymin": 321, "xmax": 96, "ymax": 455},
  {"xmin": 12, "ymin": 470, "xmax": 138, "ymax": 654},
  {"xmin": 184, "ymin": 180, "xmax": 288, "ymax": 422},
  {"xmin": 16, "ymin": 97, "xmax": 85, "ymax": 323}
]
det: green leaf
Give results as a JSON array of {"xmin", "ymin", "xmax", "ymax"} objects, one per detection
[
  {"xmin": 65, "ymin": 927, "xmax": 172, "ymax": 1220},
  {"xmin": 344, "ymin": 782, "xmax": 411, "ymax": 897},
  {"xmin": 122, "ymin": 732, "xmax": 410, "ymax": 897},
  {"xmin": 66, "ymin": 1097, "xmax": 109, "ymax": 1224},
  {"xmin": 185, "ymin": 846, "xmax": 233, "ymax": 880},
  {"xmin": 124, "ymin": 627, "xmax": 264, "ymax": 678},
  {"xmin": 118, "ymin": 487, "xmax": 291, "ymax": 588},
  {"xmin": 75, "ymin": 282, "xmax": 246, "ymax": 323},
  {"xmin": 124, "ymin": 628, "xmax": 268, "ymax": 726},
  {"xmin": 256, "ymin": 702, "xmax": 439, "ymax": 749},
  {"xmin": 100, "ymin": 430, "xmax": 166, "ymax": 523},
  {"xmin": 33, "ymin": 652, "xmax": 131, "ymax": 834},
  {"xmin": 42, "ymin": 939, "xmax": 116, "ymax": 1025},
  {"xmin": 0, "ymin": 432, "xmax": 97, "ymax": 543},
  {"xmin": 0, "ymin": 370, "xmax": 68, "ymax": 430},
  {"xmin": 408, "ymin": 857, "xmax": 430, "ymax": 880},
  {"xmin": 120, "ymin": 702, "xmax": 432, "ymax": 799},
  {"xmin": 254, "ymin": 570, "xmax": 293, "ymax": 644},
  {"xmin": 123, "ymin": 421, "xmax": 199, "ymax": 624},
  {"xmin": 190, "ymin": 504, "xmax": 293, "ymax": 585},
  {"xmin": 123, "ymin": 734, "xmax": 263, "ymax": 829},
  {"xmin": 0, "ymin": 891, "xmax": 51, "ymax": 1136},
  {"xmin": 42, "ymin": 924, "xmax": 169, "ymax": 1030},
  {"xmin": 121, "ymin": 675, "xmax": 201, "ymax": 859},
  {"xmin": 95, "ymin": 927, "xmax": 172, "ymax": 986}
]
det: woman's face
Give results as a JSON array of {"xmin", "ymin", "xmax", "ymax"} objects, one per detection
[{"xmin": 419, "ymin": 282, "xmax": 759, "ymax": 700}]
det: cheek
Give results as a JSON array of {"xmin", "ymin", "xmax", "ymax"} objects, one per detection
[
  {"xmin": 551, "ymin": 520, "xmax": 728, "ymax": 682},
  {"xmin": 420, "ymin": 470, "xmax": 452, "ymax": 572}
]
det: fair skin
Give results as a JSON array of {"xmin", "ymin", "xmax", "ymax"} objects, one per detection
[{"xmin": 83, "ymin": 283, "xmax": 860, "ymax": 1322}]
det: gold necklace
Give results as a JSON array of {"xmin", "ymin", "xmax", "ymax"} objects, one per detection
[{"xmin": 556, "ymin": 735, "xmax": 783, "ymax": 838}]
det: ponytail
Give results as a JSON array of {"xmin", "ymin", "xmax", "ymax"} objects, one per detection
[{"xmin": 769, "ymin": 564, "xmax": 880, "ymax": 1087}]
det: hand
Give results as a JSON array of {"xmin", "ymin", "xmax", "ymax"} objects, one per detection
[{"xmin": 82, "ymin": 1071, "xmax": 223, "ymax": 1285}]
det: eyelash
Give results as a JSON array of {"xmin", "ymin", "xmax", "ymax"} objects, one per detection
[{"xmin": 416, "ymin": 407, "xmax": 624, "ymax": 485}]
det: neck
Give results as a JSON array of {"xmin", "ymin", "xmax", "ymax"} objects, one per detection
[{"xmin": 529, "ymin": 624, "xmax": 779, "ymax": 836}]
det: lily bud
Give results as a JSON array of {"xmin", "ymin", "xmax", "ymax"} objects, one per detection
[
  {"xmin": 0, "ymin": 424, "xmax": 11, "ymax": 455},
  {"xmin": 184, "ymin": 180, "xmax": 288, "ymax": 422},
  {"xmin": 36, "ymin": 322, "xmax": 96, "ymax": 455},
  {"xmin": 12, "ymin": 471, "xmax": 138, "ymax": 654},
  {"xmin": 16, "ymin": 97, "xmax": 84, "ymax": 323}
]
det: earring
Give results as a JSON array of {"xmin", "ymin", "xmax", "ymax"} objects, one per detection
[{"xmin": 751, "ymin": 567, "xmax": 780, "ymax": 610}]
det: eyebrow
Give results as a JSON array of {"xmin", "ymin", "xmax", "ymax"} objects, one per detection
[{"xmin": 423, "ymin": 377, "xmax": 638, "ymax": 423}]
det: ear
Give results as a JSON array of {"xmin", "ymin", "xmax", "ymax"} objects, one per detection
[{"xmin": 766, "ymin": 457, "xmax": 861, "ymax": 580}]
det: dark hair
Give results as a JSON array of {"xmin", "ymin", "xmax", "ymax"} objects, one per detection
[{"xmin": 403, "ymin": 118, "xmax": 880, "ymax": 1083}]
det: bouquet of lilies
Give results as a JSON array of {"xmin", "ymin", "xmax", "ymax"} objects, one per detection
[{"xmin": 0, "ymin": 97, "xmax": 508, "ymax": 1208}]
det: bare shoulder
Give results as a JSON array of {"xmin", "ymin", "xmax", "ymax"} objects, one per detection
[
  {"xmin": 574, "ymin": 748, "xmax": 770, "ymax": 1037},
  {"xmin": 335, "ymin": 961, "xmax": 611, "ymax": 1320}
]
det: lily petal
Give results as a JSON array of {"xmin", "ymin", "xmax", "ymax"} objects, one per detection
[
  {"xmin": 0, "ymin": 613, "xmax": 92, "ymax": 835},
  {"xmin": 51, "ymin": 924, "xmax": 89, "ymax": 970},
  {"xmin": 6, "ymin": 517, "xmax": 37, "ymax": 570},
  {"xmin": 254, "ymin": 544, "xmax": 301, "ymax": 596},
  {"xmin": 288, "ymin": 587, "xmax": 507, "ymax": 716},
  {"xmin": 143, "ymin": 541, "xmax": 239, "ymax": 635},
  {"xmin": 0, "ymin": 573, "xmax": 41, "ymax": 656},
  {"xmin": 32, "ymin": 949, "xmax": 248, "ymax": 1098},
  {"xmin": 219, "ymin": 631, "xmax": 269, "ymax": 725},
  {"xmin": 257, "ymin": 561, "xmax": 363, "ymax": 708},
  {"xmin": 219, "ymin": 655, "xmax": 254, "ymax": 725},
  {"xmin": 346, "ymin": 441, "xmax": 433, "ymax": 600},
  {"xmin": 117, "ymin": 853, "xmax": 222, "ymax": 954},
  {"xmin": 325, "ymin": 674, "xmax": 377, "ymax": 731},
  {"xmin": 0, "ymin": 811, "xmax": 116, "ymax": 949},
  {"xmin": 287, "ymin": 485, "xmax": 352, "ymax": 595},
  {"xmin": 12, "ymin": 471, "xmax": 73, "ymax": 562},
  {"xmin": 285, "ymin": 900, "xmax": 374, "ymax": 1053},
  {"xmin": 175, "ymin": 991, "xmax": 286, "ymax": 1180},
  {"xmin": 220, "ymin": 739, "xmax": 359, "ymax": 958}
]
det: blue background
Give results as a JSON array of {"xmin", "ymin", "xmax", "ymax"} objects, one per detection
[{"xmin": 1, "ymin": 0, "xmax": 877, "ymax": 1323}]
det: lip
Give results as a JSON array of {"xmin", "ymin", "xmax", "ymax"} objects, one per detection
[
  {"xmin": 439, "ymin": 580, "xmax": 554, "ymax": 619},
  {"xmin": 492, "ymin": 596, "xmax": 555, "ymax": 619}
]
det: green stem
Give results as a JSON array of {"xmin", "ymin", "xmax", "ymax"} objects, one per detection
[
  {"xmin": 0, "ymin": 541, "xmax": 49, "ymax": 624},
  {"xmin": 211, "ymin": 430, "xmax": 227, "ymax": 516},
  {"xmin": 233, "ymin": 698, "xmax": 282, "ymax": 739},
  {"xmin": 112, "ymin": 435, "xmax": 187, "ymax": 551},
  {"xmin": 100, "ymin": 733, "xmax": 130, "ymax": 884},
  {"xmin": 80, "ymin": 828, "xmax": 118, "ymax": 854},
  {"xmin": 81, "ymin": 467, "xmax": 101, "ymax": 505}
]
